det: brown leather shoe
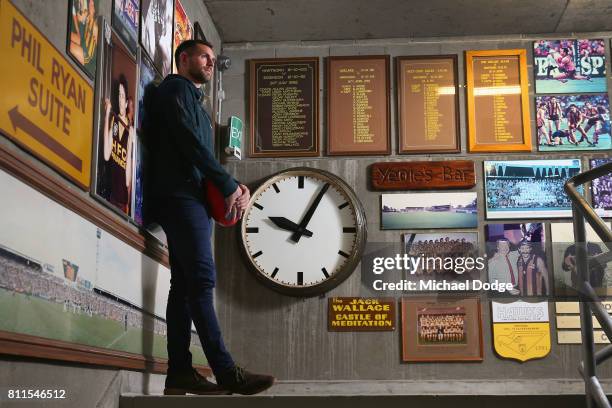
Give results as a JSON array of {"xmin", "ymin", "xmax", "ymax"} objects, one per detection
[
  {"xmin": 216, "ymin": 366, "xmax": 275, "ymax": 395},
  {"xmin": 164, "ymin": 368, "xmax": 230, "ymax": 395}
]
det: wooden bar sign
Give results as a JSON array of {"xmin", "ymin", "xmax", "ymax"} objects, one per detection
[
  {"xmin": 370, "ymin": 160, "xmax": 475, "ymax": 190},
  {"xmin": 328, "ymin": 297, "xmax": 395, "ymax": 332}
]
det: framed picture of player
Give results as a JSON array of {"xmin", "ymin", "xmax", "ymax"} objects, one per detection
[
  {"xmin": 173, "ymin": 0, "xmax": 193, "ymax": 73},
  {"xmin": 533, "ymin": 39, "xmax": 607, "ymax": 94},
  {"xmin": 111, "ymin": 0, "xmax": 139, "ymax": 53},
  {"xmin": 485, "ymin": 223, "xmax": 549, "ymax": 297},
  {"xmin": 591, "ymin": 158, "xmax": 612, "ymax": 218},
  {"xmin": 67, "ymin": 0, "xmax": 100, "ymax": 79},
  {"xmin": 536, "ymin": 94, "xmax": 611, "ymax": 151},
  {"xmin": 484, "ymin": 159, "xmax": 582, "ymax": 219},
  {"xmin": 401, "ymin": 297, "xmax": 483, "ymax": 362},
  {"xmin": 140, "ymin": 0, "xmax": 174, "ymax": 78},
  {"xmin": 92, "ymin": 32, "xmax": 137, "ymax": 217}
]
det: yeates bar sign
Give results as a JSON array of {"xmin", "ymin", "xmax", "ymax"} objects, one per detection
[
  {"xmin": 0, "ymin": 0, "xmax": 93, "ymax": 189},
  {"xmin": 370, "ymin": 160, "xmax": 475, "ymax": 190}
]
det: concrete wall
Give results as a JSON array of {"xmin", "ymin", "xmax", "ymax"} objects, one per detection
[{"xmin": 213, "ymin": 34, "xmax": 612, "ymax": 385}]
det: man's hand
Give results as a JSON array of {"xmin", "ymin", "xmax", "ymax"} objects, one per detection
[
  {"xmin": 225, "ymin": 186, "xmax": 242, "ymax": 217},
  {"xmin": 234, "ymin": 184, "xmax": 250, "ymax": 219}
]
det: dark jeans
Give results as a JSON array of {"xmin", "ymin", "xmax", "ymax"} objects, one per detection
[{"xmin": 154, "ymin": 196, "xmax": 235, "ymax": 377}]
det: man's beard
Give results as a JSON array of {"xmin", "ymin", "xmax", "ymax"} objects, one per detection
[{"xmin": 189, "ymin": 66, "xmax": 211, "ymax": 84}]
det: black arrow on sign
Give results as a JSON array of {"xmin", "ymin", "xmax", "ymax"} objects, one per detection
[{"xmin": 9, "ymin": 105, "xmax": 82, "ymax": 172}]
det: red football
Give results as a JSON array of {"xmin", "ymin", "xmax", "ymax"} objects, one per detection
[{"xmin": 203, "ymin": 180, "xmax": 239, "ymax": 227}]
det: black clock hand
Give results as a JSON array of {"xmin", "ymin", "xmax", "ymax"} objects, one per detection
[
  {"xmin": 268, "ymin": 217, "xmax": 313, "ymax": 237},
  {"xmin": 291, "ymin": 182, "xmax": 330, "ymax": 243}
]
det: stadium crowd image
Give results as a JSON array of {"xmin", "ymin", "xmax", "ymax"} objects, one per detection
[{"xmin": 1, "ymin": 0, "xmax": 612, "ymax": 407}]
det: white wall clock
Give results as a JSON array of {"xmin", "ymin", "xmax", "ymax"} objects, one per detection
[{"xmin": 240, "ymin": 167, "xmax": 367, "ymax": 296}]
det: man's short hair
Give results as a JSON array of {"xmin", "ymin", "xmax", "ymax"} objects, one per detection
[{"xmin": 174, "ymin": 39, "xmax": 214, "ymax": 69}]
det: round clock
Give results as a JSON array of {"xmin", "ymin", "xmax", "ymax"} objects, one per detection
[{"xmin": 240, "ymin": 167, "xmax": 367, "ymax": 297}]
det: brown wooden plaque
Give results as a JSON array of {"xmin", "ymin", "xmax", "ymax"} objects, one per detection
[
  {"xmin": 327, "ymin": 56, "xmax": 390, "ymax": 155},
  {"xmin": 328, "ymin": 297, "xmax": 395, "ymax": 332},
  {"xmin": 249, "ymin": 57, "xmax": 319, "ymax": 157},
  {"xmin": 466, "ymin": 50, "xmax": 532, "ymax": 152},
  {"xmin": 370, "ymin": 160, "xmax": 475, "ymax": 190},
  {"xmin": 397, "ymin": 56, "xmax": 460, "ymax": 154}
]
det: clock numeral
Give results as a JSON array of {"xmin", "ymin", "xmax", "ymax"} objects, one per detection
[
  {"xmin": 272, "ymin": 183, "xmax": 280, "ymax": 193},
  {"xmin": 246, "ymin": 227, "xmax": 259, "ymax": 233},
  {"xmin": 338, "ymin": 202, "xmax": 349, "ymax": 210},
  {"xmin": 322, "ymin": 267, "xmax": 329, "ymax": 278},
  {"xmin": 298, "ymin": 176, "xmax": 304, "ymax": 189},
  {"xmin": 297, "ymin": 272, "xmax": 303, "ymax": 285},
  {"xmin": 253, "ymin": 203, "xmax": 264, "ymax": 210},
  {"xmin": 252, "ymin": 251, "xmax": 263, "ymax": 259},
  {"xmin": 271, "ymin": 267, "xmax": 279, "ymax": 279},
  {"xmin": 338, "ymin": 250, "xmax": 350, "ymax": 258},
  {"xmin": 343, "ymin": 227, "xmax": 356, "ymax": 233}
]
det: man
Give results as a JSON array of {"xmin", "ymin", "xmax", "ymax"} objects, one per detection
[
  {"xmin": 148, "ymin": 39, "xmax": 274, "ymax": 395},
  {"xmin": 487, "ymin": 238, "xmax": 519, "ymax": 295},
  {"xmin": 516, "ymin": 240, "xmax": 549, "ymax": 296}
]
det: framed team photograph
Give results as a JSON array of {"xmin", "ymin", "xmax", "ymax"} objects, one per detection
[
  {"xmin": 484, "ymin": 159, "xmax": 582, "ymax": 219},
  {"xmin": 402, "ymin": 232, "xmax": 480, "ymax": 289},
  {"xmin": 140, "ymin": 0, "xmax": 174, "ymax": 78},
  {"xmin": 93, "ymin": 32, "xmax": 137, "ymax": 217},
  {"xmin": 173, "ymin": 0, "xmax": 193, "ymax": 73},
  {"xmin": 551, "ymin": 222, "xmax": 612, "ymax": 298},
  {"xmin": 112, "ymin": 0, "xmax": 139, "ymax": 53},
  {"xmin": 485, "ymin": 223, "xmax": 549, "ymax": 296},
  {"xmin": 591, "ymin": 158, "xmax": 612, "ymax": 218},
  {"xmin": 401, "ymin": 297, "xmax": 483, "ymax": 362},
  {"xmin": 67, "ymin": 0, "xmax": 100, "ymax": 79},
  {"xmin": 536, "ymin": 94, "xmax": 610, "ymax": 151},
  {"xmin": 533, "ymin": 39, "xmax": 607, "ymax": 94},
  {"xmin": 382, "ymin": 192, "xmax": 477, "ymax": 230}
]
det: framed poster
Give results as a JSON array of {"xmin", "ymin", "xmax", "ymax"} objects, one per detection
[
  {"xmin": 172, "ymin": 0, "xmax": 193, "ymax": 73},
  {"xmin": 93, "ymin": 32, "xmax": 137, "ymax": 217},
  {"xmin": 140, "ymin": 0, "xmax": 174, "ymax": 78},
  {"xmin": 591, "ymin": 158, "xmax": 612, "ymax": 218},
  {"xmin": 483, "ymin": 159, "xmax": 582, "ymax": 219},
  {"xmin": 111, "ymin": 0, "xmax": 139, "ymax": 53},
  {"xmin": 465, "ymin": 49, "xmax": 531, "ymax": 152},
  {"xmin": 396, "ymin": 55, "xmax": 460, "ymax": 153},
  {"xmin": 536, "ymin": 94, "xmax": 611, "ymax": 151},
  {"xmin": 533, "ymin": 39, "xmax": 607, "ymax": 94},
  {"xmin": 249, "ymin": 57, "xmax": 319, "ymax": 157},
  {"xmin": 67, "ymin": 0, "xmax": 100, "ymax": 79},
  {"xmin": 401, "ymin": 297, "xmax": 483, "ymax": 362},
  {"xmin": 327, "ymin": 55, "xmax": 390, "ymax": 155}
]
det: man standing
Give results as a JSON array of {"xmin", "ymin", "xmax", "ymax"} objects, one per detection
[{"xmin": 148, "ymin": 39, "xmax": 274, "ymax": 395}]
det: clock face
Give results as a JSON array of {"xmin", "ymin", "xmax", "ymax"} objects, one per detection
[{"xmin": 241, "ymin": 168, "xmax": 366, "ymax": 296}]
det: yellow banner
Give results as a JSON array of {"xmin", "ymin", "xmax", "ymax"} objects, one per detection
[
  {"xmin": 0, "ymin": 0, "xmax": 93, "ymax": 188},
  {"xmin": 493, "ymin": 322, "xmax": 551, "ymax": 362}
]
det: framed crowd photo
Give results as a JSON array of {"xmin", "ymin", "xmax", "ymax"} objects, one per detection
[
  {"xmin": 249, "ymin": 57, "xmax": 319, "ymax": 157},
  {"xmin": 533, "ymin": 39, "xmax": 607, "ymax": 94},
  {"xmin": 140, "ymin": 0, "xmax": 174, "ymax": 78},
  {"xmin": 465, "ymin": 49, "xmax": 531, "ymax": 152},
  {"xmin": 591, "ymin": 158, "xmax": 612, "ymax": 218},
  {"xmin": 396, "ymin": 55, "xmax": 460, "ymax": 154},
  {"xmin": 327, "ymin": 55, "xmax": 391, "ymax": 155},
  {"xmin": 67, "ymin": 0, "xmax": 100, "ymax": 79},
  {"xmin": 111, "ymin": 0, "xmax": 139, "ymax": 54},
  {"xmin": 401, "ymin": 297, "xmax": 483, "ymax": 362}
]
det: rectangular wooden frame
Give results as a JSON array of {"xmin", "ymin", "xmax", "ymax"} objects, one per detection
[
  {"xmin": 327, "ymin": 55, "xmax": 391, "ymax": 156},
  {"xmin": 249, "ymin": 57, "xmax": 320, "ymax": 158},
  {"xmin": 396, "ymin": 55, "xmax": 460, "ymax": 154},
  {"xmin": 465, "ymin": 49, "xmax": 532, "ymax": 152}
]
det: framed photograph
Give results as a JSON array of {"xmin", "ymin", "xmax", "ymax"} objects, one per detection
[
  {"xmin": 140, "ymin": 0, "xmax": 174, "ymax": 78},
  {"xmin": 249, "ymin": 58, "xmax": 319, "ymax": 157},
  {"xmin": 551, "ymin": 222, "xmax": 612, "ymax": 297},
  {"xmin": 403, "ymin": 232, "xmax": 480, "ymax": 289},
  {"xmin": 93, "ymin": 32, "xmax": 137, "ymax": 217},
  {"xmin": 172, "ymin": 0, "xmax": 193, "ymax": 73},
  {"xmin": 327, "ymin": 55, "xmax": 390, "ymax": 155},
  {"xmin": 381, "ymin": 192, "xmax": 477, "ymax": 230},
  {"xmin": 484, "ymin": 159, "xmax": 582, "ymax": 219},
  {"xmin": 67, "ymin": 0, "xmax": 100, "ymax": 79},
  {"xmin": 111, "ymin": 0, "xmax": 139, "ymax": 53},
  {"xmin": 396, "ymin": 55, "xmax": 460, "ymax": 154},
  {"xmin": 401, "ymin": 297, "xmax": 483, "ymax": 362},
  {"xmin": 591, "ymin": 158, "xmax": 612, "ymax": 218},
  {"xmin": 533, "ymin": 39, "xmax": 607, "ymax": 94},
  {"xmin": 465, "ymin": 49, "xmax": 531, "ymax": 152},
  {"xmin": 536, "ymin": 94, "xmax": 610, "ymax": 151},
  {"xmin": 485, "ymin": 223, "xmax": 549, "ymax": 296}
]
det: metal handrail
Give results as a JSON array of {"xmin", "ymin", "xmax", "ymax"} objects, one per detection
[{"xmin": 564, "ymin": 161, "xmax": 612, "ymax": 408}]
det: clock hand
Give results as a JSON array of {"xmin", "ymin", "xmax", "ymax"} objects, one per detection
[
  {"xmin": 268, "ymin": 217, "xmax": 313, "ymax": 237},
  {"xmin": 291, "ymin": 182, "xmax": 330, "ymax": 243}
]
